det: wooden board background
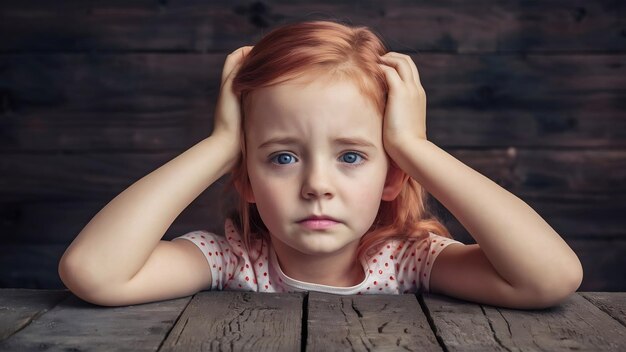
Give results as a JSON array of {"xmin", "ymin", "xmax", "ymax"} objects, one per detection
[{"xmin": 0, "ymin": 1, "xmax": 624, "ymax": 290}]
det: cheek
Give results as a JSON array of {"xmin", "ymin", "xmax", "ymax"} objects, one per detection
[
  {"xmin": 355, "ymin": 184, "xmax": 384, "ymax": 212},
  {"xmin": 249, "ymin": 177, "xmax": 294, "ymax": 233},
  {"xmin": 247, "ymin": 167, "xmax": 288, "ymax": 214},
  {"xmin": 347, "ymin": 170, "xmax": 387, "ymax": 210},
  {"xmin": 253, "ymin": 180, "xmax": 282, "ymax": 205},
  {"xmin": 248, "ymin": 167, "xmax": 268, "ymax": 201}
]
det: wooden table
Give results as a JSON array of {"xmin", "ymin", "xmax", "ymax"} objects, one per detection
[{"xmin": 0, "ymin": 289, "xmax": 624, "ymax": 351}]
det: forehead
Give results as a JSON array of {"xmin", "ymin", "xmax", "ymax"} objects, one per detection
[{"xmin": 245, "ymin": 76, "xmax": 381, "ymax": 139}]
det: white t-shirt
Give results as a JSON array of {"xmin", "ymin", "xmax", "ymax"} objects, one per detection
[{"xmin": 172, "ymin": 218, "xmax": 463, "ymax": 295}]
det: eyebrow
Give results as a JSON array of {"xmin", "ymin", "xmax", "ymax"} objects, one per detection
[{"xmin": 257, "ymin": 136, "xmax": 377, "ymax": 149}]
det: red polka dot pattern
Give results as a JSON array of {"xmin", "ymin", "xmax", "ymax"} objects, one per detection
[{"xmin": 171, "ymin": 218, "xmax": 463, "ymax": 295}]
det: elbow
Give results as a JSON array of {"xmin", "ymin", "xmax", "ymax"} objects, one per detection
[
  {"xmin": 58, "ymin": 253, "xmax": 80, "ymax": 294},
  {"xmin": 58, "ymin": 255, "xmax": 93, "ymax": 304},
  {"xmin": 527, "ymin": 258, "xmax": 584, "ymax": 309},
  {"xmin": 58, "ymin": 255, "xmax": 120, "ymax": 307}
]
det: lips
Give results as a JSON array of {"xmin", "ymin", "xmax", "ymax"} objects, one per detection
[
  {"xmin": 297, "ymin": 215, "xmax": 340, "ymax": 223},
  {"xmin": 297, "ymin": 215, "xmax": 341, "ymax": 230}
]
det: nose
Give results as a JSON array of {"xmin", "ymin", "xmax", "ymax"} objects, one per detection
[{"xmin": 301, "ymin": 160, "xmax": 334, "ymax": 200}]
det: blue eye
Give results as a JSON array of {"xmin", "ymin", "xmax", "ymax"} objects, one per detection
[
  {"xmin": 271, "ymin": 153, "xmax": 297, "ymax": 165},
  {"xmin": 341, "ymin": 152, "xmax": 364, "ymax": 164}
]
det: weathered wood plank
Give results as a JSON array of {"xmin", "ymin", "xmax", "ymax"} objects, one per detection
[
  {"xmin": 566, "ymin": 240, "xmax": 626, "ymax": 291},
  {"xmin": 0, "ymin": 111, "xmax": 210, "ymax": 151},
  {"xmin": 0, "ymin": 152, "xmax": 237, "ymax": 204},
  {"xmin": 1, "ymin": 54, "xmax": 623, "ymax": 150},
  {"xmin": 494, "ymin": 0, "xmax": 625, "ymax": 52},
  {"xmin": 0, "ymin": 1, "xmax": 622, "ymax": 53},
  {"xmin": 434, "ymin": 196, "xmax": 626, "ymax": 245},
  {"xmin": 306, "ymin": 292, "xmax": 441, "ymax": 351},
  {"xmin": 514, "ymin": 150, "xmax": 626, "ymax": 198},
  {"xmin": 0, "ymin": 290, "xmax": 625, "ymax": 352},
  {"xmin": 422, "ymin": 292, "xmax": 626, "ymax": 351},
  {"xmin": 0, "ymin": 244, "xmax": 67, "ymax": 289},
  {"xmin": 0, "ymin": 293, "xmax": 190, "ymax": 351},
  {"xmin": 3, "ymin": 108, "xmax": 624, "ymax": 151},
  {"xmin": 159, "ymin": 291, "xmax": 303, "ymax": 352},
  {"xmin": 0, "ymin": 198, "xmax": 232, "ymax": 245},
  {"xmin": 0, "ymin": 289, "xmax": 68, "ymax": 342},
  {"xmin": 483, "ymin": 293, "xmax": 626, "ymax": 351},
  {"xmin": 417, "ymin": 293, "xmax": 506, "ymax": 351},
  {"xmin": 580, "ymin": 292, "xmax": 626, "ymax": 327}
]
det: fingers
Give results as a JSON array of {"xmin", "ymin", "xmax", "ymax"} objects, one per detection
[
  {"xmin": 378, "ymin": 62, "xmax": 404, "ymax": 93},
  {"xmin": 235, "ymin": 45, "xmax": 254, "ymax": 61},
  {"xmin": 221, "ymin": 46, "xmax": 254, "ymax": 84},
  {"xmin": 379, "ymin": 52, "xmax": 421, "ymax": 87}
]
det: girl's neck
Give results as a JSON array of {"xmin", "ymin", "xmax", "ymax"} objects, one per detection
[{"xmin": 271, "ymin": 239, "xmax": 365, "ymax": 287}]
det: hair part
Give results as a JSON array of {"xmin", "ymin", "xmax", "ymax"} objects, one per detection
[{"xmin": 227, "ymin": 19, "xmax": 452, "ymax": 258}]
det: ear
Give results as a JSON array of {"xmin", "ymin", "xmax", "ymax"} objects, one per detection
[{"xmin": 381, "ymin": 162, "xmax": 405, "ymax": 201}]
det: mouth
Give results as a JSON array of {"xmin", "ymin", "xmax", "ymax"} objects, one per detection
[
  {"xmin": 297, "ymin": 215, "xmax": 341, "ymax": 230},
  {"xmin": 298, "ymin": 215, "xmax": 340, "ymax": 222}
]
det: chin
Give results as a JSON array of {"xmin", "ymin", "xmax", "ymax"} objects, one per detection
[
  {"xmin": 294, "ymin": 237, "xmax": 358, "ymax": 256},
  {"xmin": 270, "ymin": 226, "xmax": 362, "ymax": 256},
  {"xmin": 296, "ymin": 245, "xmax": 342, "ymax": 256}
]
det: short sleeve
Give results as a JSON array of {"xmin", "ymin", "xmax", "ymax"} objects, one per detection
[
  {"xmin": 171, "ymin": 219, "xmax": 268, "ymax": 292},
  {"xmin": 395, "ymin": 233, "xmax": 464, "ymax": 293},
  {"xmin": 421, "ymin": 233, "xmax": 463, "ymax": 292},
  {"xmin": 171, "ymin": 231, "xmax": 235, "ymax": 290}
]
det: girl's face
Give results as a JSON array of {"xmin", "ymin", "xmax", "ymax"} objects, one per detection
[{"xmin": 244, "ymin": 75, "xmax": 392, "ymax": 258}]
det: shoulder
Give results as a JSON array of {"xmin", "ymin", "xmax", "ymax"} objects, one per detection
[
  {"xmin": 364, "ymin": 233, "xmax": 462, "ymax": 256},
  {"xmin": 171, "ymin": 218, "xmax": 270, "ymax": 292},
  {"xmin": 363, "ymin": 233, "xmax": 464, "ymax": 293},
  {"xmin": 174, "ymin": 218, "xmax": 266, "ymax": 252},
  {"xmin": 425, "ymin": 232, "xmax": 464, "ymax": 251}
]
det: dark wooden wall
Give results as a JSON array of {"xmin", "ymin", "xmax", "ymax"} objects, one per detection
[{"xmin": 0, "ymin": 1, "xmax": 624, "ymax": 290}]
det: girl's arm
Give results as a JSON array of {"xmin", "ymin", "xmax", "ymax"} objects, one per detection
[
  {"xmin": 59, "ymin": 46, "xmax": 253, "ymax": 305},
  {"xmin": 59, "ymin": 135, "xmax": 235, "ymax": 288},
  {"xmin": 379, "ymin": 53, "xmax": 583, "ymax": 309}
]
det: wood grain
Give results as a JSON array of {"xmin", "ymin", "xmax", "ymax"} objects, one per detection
[
  {"xmin": 482, "ymin": 294, "xmax": 626, "ymax": 351},
  {"xmin": 0, "ymin": 1, "xmax": 622, "ymax": 53},
  {"xmin": 306, "ymin": 292, "xmax": 441, "ymax": 351},
  {"xmin": 423, "ymin": 292, "xmax": 626, "ymax": 351},
  {"xmin": 419, "ymin": 293, "xmax": 507, "ymax": 351},
  {"xmin": 0, "ymin": 293, "xmax": 190, "ymax": 351},
  {"xmin": 160, "ymin": 291, "xmax": 303, "ymax": 352},
  {"xmin": 580, "ymin": 292, "xmax": 626, "ymax": 327},
  {"xmin": 1, "ymin": 54, "xmax": 623, "ymax": 150},
  {"xmin": 0, "ymin": 289, "xmax": 68, "ymax": 341},
  {"xmin": 1, "ymin": 290, "xmax": 626, "ymax": 351}
]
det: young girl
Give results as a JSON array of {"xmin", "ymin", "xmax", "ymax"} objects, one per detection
[{"xmin": 58, "ymin": 20, "xmax": 583, "ymax": 309}]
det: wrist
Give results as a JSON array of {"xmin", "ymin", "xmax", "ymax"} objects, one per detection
[
  {"xmin": 384, "ymin": 133, "xmax": 429, "ymax": 157},
  {"xmin": 205, "ymin": 133, "xmax": 242, "ymax": 171},
  {"xmin": 384, "ymin": 137, "xmax": 434, "ymax": 184}
]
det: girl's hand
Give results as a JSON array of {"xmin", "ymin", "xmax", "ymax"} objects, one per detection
[
  {"xmin": 378, "ymin": 52, "xmax": 428, "ymax": 152},
  {"xmin": 211, "ymin": 46, "xmax": 254, "ymax": 153}
]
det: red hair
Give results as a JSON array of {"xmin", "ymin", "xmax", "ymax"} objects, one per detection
[{"xmin": 228, "ymin": 20, "xmax": 452, "ymax": 258}]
